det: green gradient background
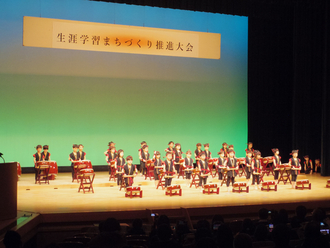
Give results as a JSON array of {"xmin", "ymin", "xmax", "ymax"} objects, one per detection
[{"xmin": 0, "ymin": 0, "xmax": 248, "ymax": 167}]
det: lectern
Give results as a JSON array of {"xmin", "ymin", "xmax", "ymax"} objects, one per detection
[{"xmin": 0, "ymin": 162, "xmax": 17, "ymax": 220}]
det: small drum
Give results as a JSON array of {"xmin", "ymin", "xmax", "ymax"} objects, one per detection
[
  {"xmin": 110, "ymin": 160, "xmax": 116, "ymax": 166},
  {"xmin": 296, "ymin": 179, "xmax": 311, "ymax": 190},
  {"xmin": 146, "ymin": 160, "xmax": 154, "ymax": 166},
  {"xmin": 204, "ymin": 183, "xmax": 217, "ymax": 189},
  {"xmin": 262, "ymin": 181, "xmax": 276, "ymax": 186},
  {"xmin": 203, "ymin": 183, "xmax": 219, "ymax": 194},
  {"xmin": 297, "ymin": 179, "xmax": 309, "ymax": 185},
  {"xmin": 326, "ymin": 179, "xmax": 330, "ymax": 188},
  {"xmin": 234, "ymin": 182, "xmax": 247, "ymax": 187},
  {"xmin": 208, "ymin": 158, "xmax": 218, "ymax": 163},
  {"xmin": 179, "ymin": 159, "xmax": 185, "ymax": 164},
  {"xmin": 127, "ymin": 186, "xmax": 141, "ymax": 191},
  {"xmin": 166, "ymin": 185, "xmax": 182, "ymax": 196},
  {"xmin": 233, "ymin": 182, "xmax": 249, "ymax": 193},
  {"xmin": 263, "ymin": 157, "xmax": 272, "ymax": 164},
  {"xmin": 237, "ymin": 158, "xmax": 245, "ymax": 164},
  {"xmin": 125, "ymin": 186, "xmax": 143, "ymax": 198},
  {"xmin": 80, "ymin": 168, "xmax": 94, "ymax": 174},
  {"xmin": 280, "ymin": 163, "xmax": 291, "ymax": 170},
  {"xmin": 261, "ymin": 180, "xmax": 277, "ymax": 192},
  {"xmin": 168, "ymin": 185, "xmax": 181, "ymax": 190}
]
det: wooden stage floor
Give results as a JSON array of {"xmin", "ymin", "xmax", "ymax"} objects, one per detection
[{"xmin": 17, "ymin": 172, "xmax": 330, "ymax": 215}]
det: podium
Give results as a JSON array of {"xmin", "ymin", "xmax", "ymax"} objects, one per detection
[{"xmin": 0, "ymin": 162, "xmax": 17, "ymax": 220}]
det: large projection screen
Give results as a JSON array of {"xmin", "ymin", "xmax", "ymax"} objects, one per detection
[{"xmin": 0, "ymin": 0, "xmax": 248, "ymax": 167}]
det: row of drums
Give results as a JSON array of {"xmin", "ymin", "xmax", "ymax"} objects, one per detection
[
  {"xmin": 17, "ymin": 160, "xmax": 93, "ymax": 181},
  {"xmin": 16, "ymin": 157, "xmax": 285, "ymax": 182}
]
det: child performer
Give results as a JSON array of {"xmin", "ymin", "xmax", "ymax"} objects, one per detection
[
  {"xmin": 288, "ymin": 150, "xmax": 301, "ymax": 189},
  {"xmin": 194, "ymin": 143, "xmax": 203, "ymax": 168},
  {"xmin": 123, "ymin": 156, "xmax": 138, "ymax": 188},
  {"xmin": 203, "ymin": 143, "xmax": 211, "ymax": 159},
  {"xmin": 138, "ymin": 141, "xmax": 147, "ymax": 173},
  {"xmin": 173, "ymin": 143, "xmax": 183, "ymax": 174},
  {"xmin": 106, "ymin": 146, "xmax": 117, "ymax": 163},
  {"xmin": 252, "ymin": 150, "xmax": 262, "ymax": 189},
  {"xmin": 204, "ymin": 143, "xmax": 212, "ymax": 170},
  {"xmin": 303, "ymin": 155, "xmax": 313, "ymax": 175},
  {"xmin": 220, "ymin": 143, "xmax": 229, "ymax": 157},
  {"xmin": 139, "ymin": 145, "xmax": 150, "ymax": 176},
  {"xmin": 165, "ymin": 141, "xmax": 175, "ymax": 154},
  {"xmin": 245, "ymin": 142, "xmax": 254, "ymax": 156},
  {"xmin": 106, "ymin": 146, "xmax": 117, "ymax": 177},
  {"xmin": 33, "ymin": 145, "xmax": 43, "ymax": 164},
  {"xmin": 198, "ymin": 152, "xmax": 209, "ymax": 188},
  {"xmin": 183, "ymin": 150, "xmax": 194, "ymax": 187},
  {"xmin": 272, "ymin": 148, "xmax": 281, "ymax": 182},
  {"xmin": 226, "ymin": 150, "xmax": 238, "ymax": 192},
  {"xmin": 245, "ymin": 150, "xmax": 253, "ymax": 184},
  {"xmin": 314, "ymin": 159, "xmax": 321, "ymax": 173},
  {"xmin": 42, "ymin": 145, "xmax": 51, "ymax": 161},
  {"xmin": 228, "ymin": 145, "xmax": 235, "ymax": 156},
  {"xmin": 104, "ymin": 141, "xmax": 116, "ymax": 155},
  {"xmin": 33, "ymin": 145, "xmax": 43, "ymax": 182},
  {"xmin": 153, "ymin": 151, "xmax": 163, "ymax": 187},
  {"xmin": 164, "ymin": 152, "xmax": 175, "ymax": 188},
  {"xmin": 216, "ymin": 150, "xmax": 227, "ymax": 181},
  {"xmin": 116, "ymin": 149, "xmax": 125, "ymax": 188},
  {"xmin": 78, "ymin": 144, "xmax": 86, "ymax": 160},
  {"xmin": 69, "ymin": 144, "xmax": 79, "ymax": 180}
]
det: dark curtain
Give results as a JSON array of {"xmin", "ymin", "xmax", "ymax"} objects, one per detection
[
  {"xmin": 248, "ymin": 8, "xmax": 294, "ymax": 162},
  {"xmin": 291, "ymin": 0, "xmax": 328, "ymax": 175}
]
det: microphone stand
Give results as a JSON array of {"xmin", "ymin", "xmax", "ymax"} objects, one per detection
[{"xmin": 0, "ymin": 153, "xmax": 5, "ymax": 163}]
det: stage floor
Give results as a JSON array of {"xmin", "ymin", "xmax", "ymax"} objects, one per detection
[{"xmin": 17, "ymin": 172, "xmax": 330, "ymax": 214}]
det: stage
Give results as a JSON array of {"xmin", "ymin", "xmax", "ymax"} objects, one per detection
[
  {"xmin": 17, "ymin": 172, "xmax": 330, "ymax": 216},
  {"xmin": 0, "ymin": 171, "xmax": 327, "ymax": 248}
]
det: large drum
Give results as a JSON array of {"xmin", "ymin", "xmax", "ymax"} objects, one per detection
[
  {"xmin": 48, "ymin": 161, "xmax": 58, "ymax": 180},
  {"xmin": 74, "ymin": 160, "xmax": 92, "ymax": 169},
  {"xmin": 36, "ymin": 161, "xmax": 50, "ymax": 169},
  {"xmin": 36, "ymin": 161, "xmax": 58, "ymax": 180}
]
